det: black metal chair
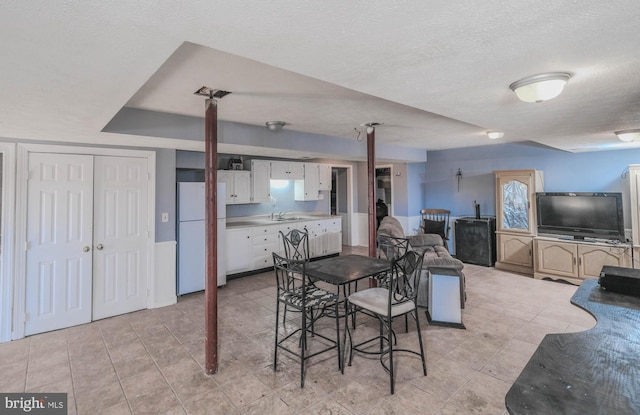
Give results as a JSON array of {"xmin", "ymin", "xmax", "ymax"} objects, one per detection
[
  {"xmin": 280, "ymin": 228, "xmax": 311, "ymax": 262},
  {"xmin": 279, "ymin": 229, "xmax": 311, "ymax": 325},
  {"xmin": 272, "ymin": 252, "xmax": 341, "ymax": 387},
  {"xmin": 376, "ymin": 233, "xmax": 412, "ymax": 332},
  {"xmin": 347, "ymin": 249, "xmax": 427, "ymax": 394}
]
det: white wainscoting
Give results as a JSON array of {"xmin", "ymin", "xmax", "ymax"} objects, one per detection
[
  {"xmin": 353, "ymin": 214, "xmax": 421, "ymax": 248},
  {"xmin": 152, "ymin": 241, "xmax": 177, "ymax": 308}
]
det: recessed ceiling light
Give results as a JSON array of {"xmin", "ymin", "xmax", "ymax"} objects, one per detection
[
  {"xmin": 487, "ymin": 131, "xmax": 504, "ymax": 140},
  {"xmin": 265, "ymin": 121, "xmax": 286, "ymax": 132}
]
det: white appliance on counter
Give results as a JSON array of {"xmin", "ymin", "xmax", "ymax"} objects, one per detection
[{"xmin": 177, "ymin": 182, "xmax": 226, "ymax": 295}]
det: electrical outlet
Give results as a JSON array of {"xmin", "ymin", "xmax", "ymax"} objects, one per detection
[{"xmin": 161, "ymin": 212, "xmax": 169, "ymax": 223}]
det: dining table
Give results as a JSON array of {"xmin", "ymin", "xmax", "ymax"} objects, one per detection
[{"xmin": 304, "ymin": 254, "xmax": 392, "ymax": 369}]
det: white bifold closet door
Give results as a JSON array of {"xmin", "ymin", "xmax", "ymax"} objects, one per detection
[{"xmin": 25, "ymin": 153, "xmax": 149, "ymax": 335}]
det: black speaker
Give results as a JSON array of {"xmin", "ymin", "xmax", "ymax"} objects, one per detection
[
  {"xmin": 599, "ymin": 266, "xmax": 640, "ymax": 297},
  {"xmin": 455, "ymin": 217, "xmax": 496, "ymax": 267}
]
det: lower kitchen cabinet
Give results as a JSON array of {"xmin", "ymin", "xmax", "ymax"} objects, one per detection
[
  {"xmin": 225, "ymin": 217, "xmax": 342, "ymax": 277},
  {"xmin": 226, "ymin": 228, "xmax": 252, "ymax": 274}
]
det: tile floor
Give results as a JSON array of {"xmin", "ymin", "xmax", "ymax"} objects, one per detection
[{"xmin": 0, "ymin": 246, "xmax": 595, "ymax": 415}]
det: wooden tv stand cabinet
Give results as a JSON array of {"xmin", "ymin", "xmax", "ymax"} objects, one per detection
[{"xmin": 533, "ymin": 236, "xmax": 631, "ymax": 285}]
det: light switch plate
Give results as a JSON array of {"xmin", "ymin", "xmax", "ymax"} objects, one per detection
[{"xmin": 161, "ymin": 212, "xmax": 169, "ymax": 222}]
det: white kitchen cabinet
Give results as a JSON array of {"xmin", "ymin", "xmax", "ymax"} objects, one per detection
[
  {"xmin": 305, "ymin": 218, "xmax": 342, "ymax": 257},
  {"xmin": 250, "ymin": 160, "xmax": 271, "ymax": 203},
  {"xmin": 251, "ymin": 224, "xmax": 282, "ymax": 270},
  {"xmin": 270, "ymin": 161, "xmax": 304, "ymax": 180},
  {"xmin": 218, "ymin": 170, "xmax": 251, "ymax": 204},
  {"xmin": 294, "ymin": 163, "xmax": 320, "ymax": 201},
  {"xmin": 324, "ymin": 218, "xmax": 343, "ymax": 255},
  {"xmin": 226, "ymin": 228, "xmax": 252, "ymax": 274},
  {"xmin": 318, "ymin": 164, "xmax": 332, "ymax": 191}
]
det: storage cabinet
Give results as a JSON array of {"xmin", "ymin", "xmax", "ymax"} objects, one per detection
[
  {"xmin": 249, "ymin": 160, "xmax": 271, "ymax": 203},
  {"xmin": 218, "ymin": 170, "xmax": 251, "ymax": 204},
  {"xmin": 250, "ymin": 225, "xmax": 282, "ymax": 270},
  {"xmin": 270, "ymin": 161, "xmax": 304, "ymax": 180},
  {"xmin": 225, "ymin": 217, "xmax": 342, "ymax": 277},
  {"xmin": 294, "ymin": 163, "xmax": 320, "ymax": 201},
  {"xmin": 494, "ymin": 169, "xmax": 544, "ymax": 275},
  {"xmin": 534, "ymin": 237, "xmax": 630, "ymax": 284},
  {"xmin": 306, "ymin": 219, "xmax": 343, "ymax": 257},
  {"xmin": 629, "ymin": 164, "xmax": 640, "ymax": 245},
  {"xmin": 226, "ymin": 228, "xmax": 252, "ymax": 273},
  {"xmin": 455, "ymin": 217, "xmax": 496, "ymax": 266},
  {"xmin": 318, "ymin": 164, "xmax": 332, "ymax": 191},
  {"xmin": 497, "ymin": 233, "xmax": 534, "ymax": 271}
]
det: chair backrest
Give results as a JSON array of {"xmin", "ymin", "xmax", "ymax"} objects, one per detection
[
  {"xmin": 280, "ymin": 228, "xmax": 310, "ymax": 261},
  {"xmin": 420, "ymin": 208, "xmax": 451, "ymax": 240},
  {"xmin": 389, "ymin": 250, "xmax": 425, "ymax": 306},
  {"xmin": 272, "ymin": 252, "xmax": 308, "ymax": 293},
  {"xmin": 377, "ymin": 234, "xmax": 410, "ymax": 261}
]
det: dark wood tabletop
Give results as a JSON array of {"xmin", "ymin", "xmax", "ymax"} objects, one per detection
[
  {"xmin": 505, "ymin": 278, "xmax": 640, "ymax": 414},
  {"xmin": 305, "ymin": 254, "xmax": 390, "ymax": 286}
]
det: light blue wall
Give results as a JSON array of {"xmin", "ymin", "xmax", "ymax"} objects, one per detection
[
  {"xmin": 155, "ymin": 149, "xmax": 176, "ymax": 242},
  {"xmin": 425, "ymin": 142, "xmax": 639, "ymax": 229}
]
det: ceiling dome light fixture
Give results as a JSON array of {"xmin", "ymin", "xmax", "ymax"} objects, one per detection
[
  {"xmin": 266, "ymin": 121, "xmax": 286, "ymax": 132},
  {"xmin": 615, "ymin": 129, "xmax": 640, "ymax": 142},
  {"xmin": 509, "ymin": 72, "xmax": 572, "ymax": 103},
  {"xmin": 487, "ymin": 131, "xmax": 504, "ymax": 140}
]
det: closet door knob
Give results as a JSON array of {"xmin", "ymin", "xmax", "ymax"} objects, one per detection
[
  {"xmin": 96, "ymin": 244, "xmax": 104, "ymax": 250},
  {"xmin": 82, "ymin": 246, "xmax": 91, "ymax": 253}
]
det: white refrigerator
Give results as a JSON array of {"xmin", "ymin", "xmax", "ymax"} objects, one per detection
[{"xmin": 177, "ymin": 182, "xmax": 227, "ymax": 295}]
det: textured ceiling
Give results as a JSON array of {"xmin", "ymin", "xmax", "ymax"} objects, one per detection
[{"xmin": 2, "ymin": 1, "xmax": 640, "ymax": 156}]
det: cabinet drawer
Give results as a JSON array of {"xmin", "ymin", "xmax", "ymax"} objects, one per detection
[
  {"xmin": 252, "ymin": 233, "xmax": 279, "ymax": 246},
  {"xmin": 252, "ymin": 243, "xmax": 279, "ymax": 257},
  {"xmin": 251, "ymin": 225, "xmax": 280, "ymax": 236}
]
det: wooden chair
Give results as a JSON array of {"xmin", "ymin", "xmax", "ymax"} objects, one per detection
[{"xmin": 420, "ymin": 208, "xmax": 451, "ymax": 251}]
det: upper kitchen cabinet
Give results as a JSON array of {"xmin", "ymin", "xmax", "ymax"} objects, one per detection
[
  {"xmin": 294, "ymin": 163, "xmax": 320, "ymax": 201},
  {"xmin": 218, "ymin": 170, "xmax": 251, "ymax": 204},
  {"xmin": 249, "ymin": 160, "xmax": 271, "ymax": 203},
  {"xmin": 318, "ymin": 164, "xmax": 332, "ymax": 191},
  {"xmin": 270, "ymin": 161, "xmax": 304, "ymax": 180}
]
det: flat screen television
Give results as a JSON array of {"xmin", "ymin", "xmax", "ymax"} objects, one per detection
[{"xmin": 536, "ymin": 192, "xmax": 625, "ymax": 241}]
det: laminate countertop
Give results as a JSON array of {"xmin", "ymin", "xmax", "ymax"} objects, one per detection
[{"xmin": 505, "ymin": 278, "xmax": 640, "ymax": 414}]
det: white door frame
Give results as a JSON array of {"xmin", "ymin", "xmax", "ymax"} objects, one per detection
[
  {"xmin": 13, "ymin": 144, "xmax": 156, "ymax": 340},
  {"xmin": 0, "ymin": 143, "xmax": 17, "ymax": 342},
  {"xmin": 328, "ymin": 163, "xmax": 354, "ymax": 246}
]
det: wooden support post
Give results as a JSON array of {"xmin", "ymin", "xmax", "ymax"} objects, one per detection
[
  {"xmin": 367, "ymin": 127, "xmax": 376, "ymax": 259},
  {"xmin": 204, "ymin": 98, "xmax": 219, "ymax": 375}
]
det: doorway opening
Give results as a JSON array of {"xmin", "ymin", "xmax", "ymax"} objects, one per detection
[{"xmin": 330, "ymin": 166, "xmax": 351, "ymax": 246}]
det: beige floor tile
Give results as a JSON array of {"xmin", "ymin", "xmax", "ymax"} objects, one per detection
[
  {"xmin": 0, "ymin": 257, "xmax": 602, "ymax": 415},
  {"xmin": 182, "ymin": 389, "xmax": 240, "ymax": 415}
]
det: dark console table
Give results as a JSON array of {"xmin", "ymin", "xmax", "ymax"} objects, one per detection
[
  {"xmin": 505, "ymin": 278, "xmax": 640, "ymax": 414},
  {"xmin": 454, "ymin": 216, "xmax": 496, "ymax": 266}
]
